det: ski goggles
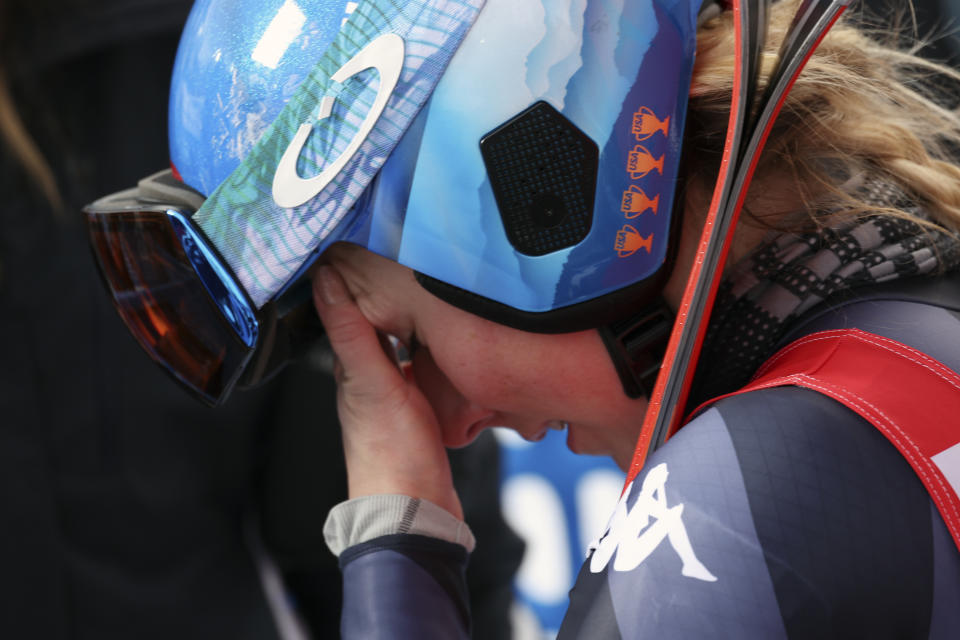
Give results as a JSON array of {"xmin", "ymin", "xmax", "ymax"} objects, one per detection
[
  {"xmin": 84, "ymin": 169, "xmax": 322, "ymax": 405},
  {"xmin": 84, "ymin": 1, "xmax": 486, "ymax": 406}
]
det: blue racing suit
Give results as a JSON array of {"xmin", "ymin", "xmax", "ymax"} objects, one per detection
[{"xmin": 330, "ymin": 274, "xmax": 960, "ymax": 638}]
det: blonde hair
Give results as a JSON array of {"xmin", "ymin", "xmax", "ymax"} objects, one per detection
[
  {"xmin": 0, "ymin": 70, "xmax": 64, "ymax": 214},
  {"xmin": 0, "ymin": 2, "xmax": 65, "ymax": 216},
  {"xmin": 688, "ymin": 0, "xmax": 960, "ymax": 235}
]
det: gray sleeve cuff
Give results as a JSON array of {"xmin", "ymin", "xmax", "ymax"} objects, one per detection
[{"xmin": 323, "ymin": 495, "xmax": 476, "ymax": 557}]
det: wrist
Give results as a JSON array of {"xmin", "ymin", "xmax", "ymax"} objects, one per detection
[
  {"xmin": 324, "ymin": 494, "xmax": 475, "ymax": 556},
  {"xmin": 347, "ymin": 472, "xmax": 464, "ymax": 521}
]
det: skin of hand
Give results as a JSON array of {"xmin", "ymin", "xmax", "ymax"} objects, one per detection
[{"xmin": 313, "ymin": 263, "xmax": 464, "ymax": 520}]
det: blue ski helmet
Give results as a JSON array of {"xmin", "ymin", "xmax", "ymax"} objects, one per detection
[{"xmin": 168, "ymin": 0, "xmax": 707, "ymax": 334}]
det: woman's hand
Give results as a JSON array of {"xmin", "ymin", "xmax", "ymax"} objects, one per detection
[{"xmin": 313, "ymin": 264, "xmax": 463, "ymax": 520}]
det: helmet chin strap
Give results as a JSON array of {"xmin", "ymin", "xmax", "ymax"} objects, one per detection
[
  {"xmin": 598, "ymin": 299, "xmax": 674, "ymax": 399},
  {"xmin": 597, "ymin": 0, "xmax": 748, "ymax": 404}
]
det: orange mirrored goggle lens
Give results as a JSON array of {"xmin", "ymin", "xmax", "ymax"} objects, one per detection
[{"xmin": 86, "ymin": 209, "xmax": 253, "ymax": 404}]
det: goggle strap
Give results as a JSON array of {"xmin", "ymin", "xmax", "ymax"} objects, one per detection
[
  {"xmin": 138, "ymin": 169, "xmax": 206, "ymax": 211},
  {"xmin": 599, "ymin": 300, "xmax": 674, "ymax": 399},
  {"xmin": 191, "ymin": 0, "xmax": 486, "ymax": 309}
]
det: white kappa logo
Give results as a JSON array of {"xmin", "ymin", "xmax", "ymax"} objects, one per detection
[
  {"xmin": 588, "ymin": 462, "xmax": 717, "ymax": 582},
  {"xmin": 272, "ymin": 33, "xmax": 405, "ymax": 208}
]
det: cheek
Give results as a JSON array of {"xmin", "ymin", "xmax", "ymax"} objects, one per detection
[
  {"xmin": 414, "ymin": 301, "xmax": 646, "ymax": 460},
  {"xmin": 424, "ymin": 323, "xmax": 516, "ymax": 405},
  {"xmin": 424, "ymin": 319, "xmax": 615, "ymax": 413}
]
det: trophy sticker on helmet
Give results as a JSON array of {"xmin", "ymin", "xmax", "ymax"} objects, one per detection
[
  {"xmin": 631, "ymin": 106, "xmax": 671, "ymax": 142},
  {"xmin": 621, "ymin": 186, "xmax": 659, "ymax": 219},
  {"xmin": 615, "ymin": 225, "xmax": 653, "ymax": 258},
  {"xmin": 615, "ymin": 103, "xmax": 669, "ymax": 259}
]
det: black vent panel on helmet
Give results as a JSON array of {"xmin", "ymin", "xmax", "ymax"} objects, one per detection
[{"xmin": 480, "ymin": 101, "xmax": 598, "ymax": 256}]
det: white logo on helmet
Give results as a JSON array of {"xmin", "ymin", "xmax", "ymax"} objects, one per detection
[
  {"xmin": 272, "ymin": 33, "xmax": 404, "ymax": 209},
  {"xmin": 587, "ymin": 463, "xmax": 717, "ymax": 582}
]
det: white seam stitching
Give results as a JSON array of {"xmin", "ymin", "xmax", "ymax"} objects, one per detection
[
  {"xmin": 754, "ymin": 331, "xmax": 846, "ymax": 378},
  {"xmin": 848, "ymin": 332, "xmax": 960, "ymax": 392},
  {"xmin": 755, "ymin": 329, "xmax": 960, "ymax": 394},
  {"xmin": 786, "ymin": 373, "xmax": 960, "ymax": 543}
]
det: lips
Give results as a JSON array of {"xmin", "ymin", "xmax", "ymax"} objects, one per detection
[
  {"xmin": 524, "ymin": 429, "xmax": 549, "ymax": 443},
  {"xmin": 523, "ymin": 419, "xmax": 569, "ymax": 443},
  {"xmin": 462, "ymin": 415, "xmax": 500, "ymax": 445},
  {"xmin": 464, "ymin": 418, "xmax": 570, "ymax": 445}
]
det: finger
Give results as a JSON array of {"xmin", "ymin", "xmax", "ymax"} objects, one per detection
[{"xmin": 313, "ymin": 265, "xmax": 402, "ymax": 387}]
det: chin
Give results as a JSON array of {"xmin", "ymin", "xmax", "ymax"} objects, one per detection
[
  {"xmin": 611, "ymin": 450, "xmax": 632, "ymax": 473},
  {"xmin": 442, "ymin": 433, "xmax": 478, "ymax": 449},
  {"xmin": 566, "ymin": 428, "xmax": 606, "ymax": 458},
  {"xmin": 566, "ymin": 426, "xmax": 634, "ymax": 472}
]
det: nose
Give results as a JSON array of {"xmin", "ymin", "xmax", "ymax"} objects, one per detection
[{"xmin": 410, "ymin": 346, "xmax": 494, "ymax": 448}]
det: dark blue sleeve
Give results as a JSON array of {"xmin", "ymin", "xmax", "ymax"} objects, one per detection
[
  {"xmin": 559, "ymin": 386, "xmax": 958, "ymax": 639},
  {"xmin": 339, "ymin": 534, "xmax": 471, "ymax": 639}
]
